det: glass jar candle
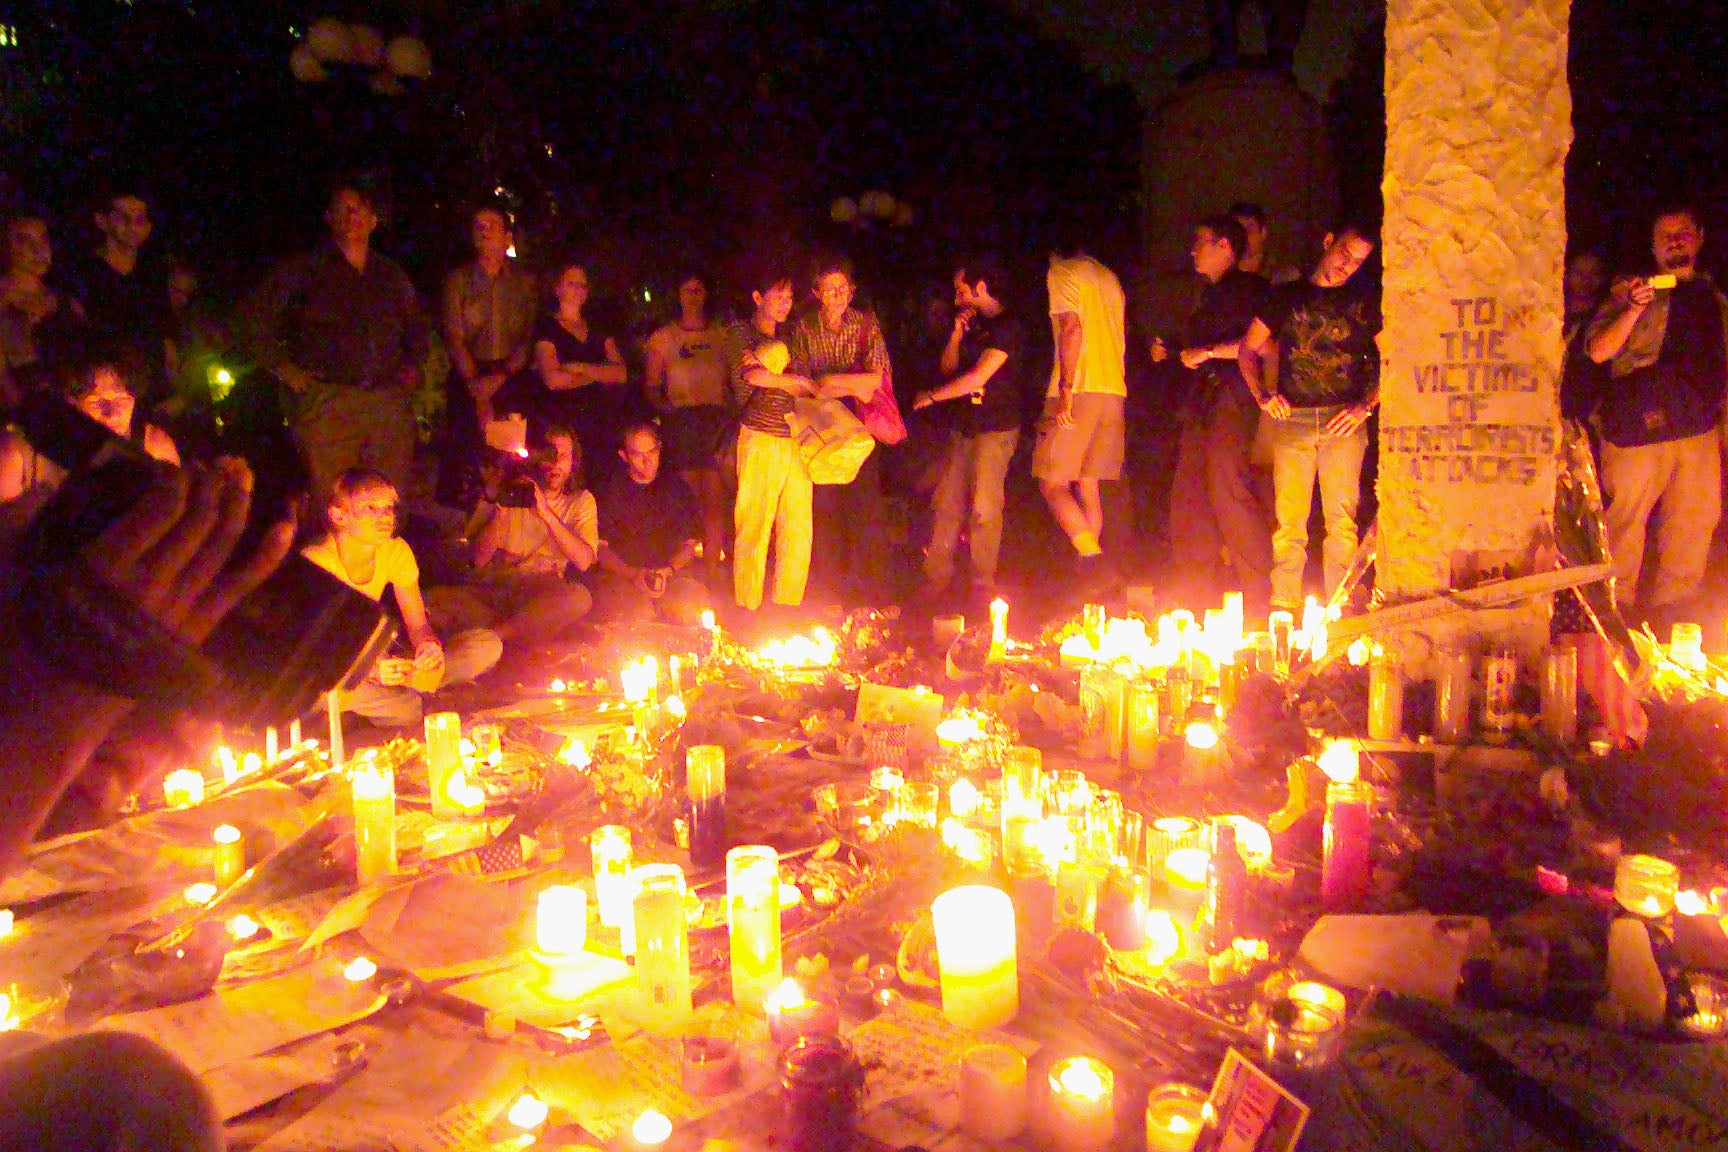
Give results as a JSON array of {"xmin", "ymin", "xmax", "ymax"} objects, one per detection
[
  {"xmin": 778, "ymin": 1034, "xmax": 863, "ymax": 1152},
  {"xmin": 1144, "ymin": 1083, "xmax": 1207, "ymax": 1152},
  {"xmin": 1434, "ymin": 643, "xmax": 1472, "ymax": 743},
  {"xmin": 632, "ymin": 864, "xmax": 693, "ymax": 1033},
  {"xmin": 1541, "ymin": 645, "xmax": 1579, "ymax": 745},
  {"xmin": 590, "ymin": 825, "xmax": 634, "ymax": 929},
  {"xmin": 1367, "ymin": 649, "xmax": 1404, "ymax": 740},
  {"xmin": 1000, "ymin": 746, "xmax": 1045, "ymax": 878},
  {"xmin": 1614, "ymin": 854, "xmax": 1679, "ymax": 919},
  {"xmin": 726, "ymin": 846, "xmax": 782, "ymax": 1012}
]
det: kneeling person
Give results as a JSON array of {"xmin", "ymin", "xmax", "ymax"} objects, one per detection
[
  {"xmin": 303, "ymin": 469, "xmax": 501, "ymax": 726},
  {"xmin": 595, "ymin": 423, "xmax": 711, "ymax": 624}
]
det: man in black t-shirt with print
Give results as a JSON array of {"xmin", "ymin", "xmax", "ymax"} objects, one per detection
[
  {"xmin": 594, "ymin": 422, "xmax": 713, "ymax": 624},
  {"xmin": 1239, "ymin": 221, "xmax": 1380, "ymax": 614},
  {"xmin": 914, "ymin": 254, "xmax": 1026, "ymax": 605}
]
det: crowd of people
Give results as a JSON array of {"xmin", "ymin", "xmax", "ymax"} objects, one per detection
[{"xmin": 1, "ymin": 179, "xmax": 1725, "ymax": 742}]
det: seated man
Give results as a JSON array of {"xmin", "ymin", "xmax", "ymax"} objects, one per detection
[
  {"xmin": 594, "ymin": 422, "xmax": 710, "ymax": 624},
  {"xmin": 302, "ymin": 468, "xmax": 501, "ymax": 726},
  {"xmin": 433, "ymin": 424, "xmax": 597, "ymax": 647}
]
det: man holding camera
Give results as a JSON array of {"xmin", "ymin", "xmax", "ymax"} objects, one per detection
[
  {"xmin": 1584, "ymin": 204, "xmax": 1728, "ymax": 619},
  {"xmin": 594, "ymin": 422, "xmax": 710, "ymax": 624},
  {"xmin": 241, "ymin": 182, "xmax": 430, "ymax": 501},
  {"xmin": 303, "ymin": 469, "xmax": 501, "ymax": 726}
]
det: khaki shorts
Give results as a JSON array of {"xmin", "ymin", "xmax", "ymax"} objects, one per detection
[{"xmin": 1032, "ymin": 391, "xmax": 1125, "ymax": 482}]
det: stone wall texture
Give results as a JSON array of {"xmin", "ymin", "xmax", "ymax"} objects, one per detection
[{"xmin": 1379, "ymin": 0, "xmax": 1571, "ymax": 598}]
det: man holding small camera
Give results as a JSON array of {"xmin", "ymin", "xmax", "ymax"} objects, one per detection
[
  {"xmin": 594, "ymin": 422, "xmax": 710, "ymax": 624},
  {"xmin": 1584, "ymin": 204, "xmax": 1728, "ymax": 620},
  {"xmin": 303, "ymin": 468, "xmax": 501, "ymax": 726}
]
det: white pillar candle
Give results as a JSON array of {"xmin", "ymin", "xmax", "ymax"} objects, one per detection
[
  {"xmin": 212, "ymin": 824, "xmax": 244, "ymax": 886},
  {"xmin": 536, "ymin": 884, "xmax": 588, "ymax": 956},
  {"xmin": 590, "ymin": 825, "xmax": 635, "ymax": 929},
  {"xmin": 265, "ymin": 726, "xmax": 279, "ymax": 765},
  {"xmin": 931, "ymin": 886, "xmax": 1017, "ymax": 1030},
  {"xmin": 351, "ymin": 761, "xmax": 397, "ymax": 885},
  {"xmin": 1047, "ymin": 1056, "xmax": 1115, "ymax": 1152},
  {"xmin": 958, "ymin": 1044, "xmax": 1026, "ymax": 1142},
  {"xmin": 326, "ymin": 690, "xmax": 345, "ymax": 770},
  {"xmin": 424, "ymin": 711, "xmax": 464, "ymax": 819},
  {"xmin": 727, "ymin": 846, "xmax": 783, "ymax": 1012}
]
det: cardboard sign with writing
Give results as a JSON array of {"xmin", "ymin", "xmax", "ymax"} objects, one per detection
[
  {"xmin": 1191, "ymin": 1049, "xmax": 1309, "ymax": 1152},
  {"xmin": 855, "ymin": 683, "xmax": 945, "ymax": 733}
]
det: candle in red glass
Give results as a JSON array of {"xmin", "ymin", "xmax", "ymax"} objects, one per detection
[{"xmin": 1322, "ymin": 780, "xmax": 1373, "ymax": 909}]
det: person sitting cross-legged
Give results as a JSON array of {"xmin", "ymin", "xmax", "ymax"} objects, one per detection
[
  {"xmin": 593, "ymin": 422, "xmax": 712, "ymax": 625},
  {"xmin": 302, "ymin": 468, "xmax": 501, "ymax": 726}
]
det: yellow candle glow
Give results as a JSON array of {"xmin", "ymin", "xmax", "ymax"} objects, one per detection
[
  {"xmin": 726, "ymin": 845, "xmax": 783, "ymax": 1012},
  {"xmin": 1678, "ymin": 890, "xmax": 1711, "ymax": 917},
  {"xmin": 344, "ymin": 956, "xmax": 378, "ymax": 982},
  {"xmin": 1145, "ymin": 1083, "xmax": 1207, "ymax": 1152},
  {"xmin": 446, "ymin": 768, "xmax": 486, "ymax": 816},
  {"xmin": 1165, "ymin": 847, "xmax": 1210, "ymax": 889},
  {"xmin": 1047, "ymin": 1056, "xmax": 1115, "ymax": 1152},
  {"xmin": 621, "ymin": 655, "xmax": 660, "ymax": 704},
  {"xmin": 212, "ymin": 824, "xmax": 244, "ymax": 886},
  {"xmin": 0, "ymin": 910, "xmax": 12, "ymax": 938},
  {"xmin": 700, "ymin": 609, "xmax": 718, "ymax": 632},
  {"xmin": 507, "ymin": 1093, "xmax": 550, "ymax": 1131},
  {"xmin": 163, "ymin": 769, "xmax": 205, "ymax": 809},
  {"xmin": 931, "ymin": 885, "xmax": 1018, "ymax": 1030},
  {"xmin": 1614, "ymin": 855, "xmax": 1679, "ymax": 918},
  {"xmin": 0, "ymin": 989, "xmax": 18, "ymax": 1032},
  {"xmin": 228, "ymin": 914, "xmax": 260, "ymax": 941},
  {"xmin": 591, "ymin": 825, "xmax": 634, "ymax": 929},
  {"xmin": 949, "ymin": 778, "xmax": 982, "ymax": 819},
  {"xmin": 215, "ymin": 746, "xmax": 239, "ymax": 787},
  {"xmin": 184, "ymin": 882, "xmax": 218, "ymax": 905},
  {"xmin": 537, "ymin": 884, "xmax": 588, "ymax": 956},
  {"xmin": 631, "ymin": 1109, "xmax": 673, "ymax": 1148},
  {"xmin": 941, "ymin": 818, "xmax": 991, "ymax": 865},
  {"xmin": 351, "ymin": 759, "xmax": 397, "ymax": 884},
  {"xmin": 958, "ymin": 1043, "xmax": 1027, "ymax": 1142},
  {"xmin": 1318, "ymin": 740, "xmax": 1361, "ymax": 783},
  {"xmin": 937, "ymin": 714, "xmax": 986, "ymax": 746},
  {"xmin": 1143, "ymin": 910, "xmax": 1181, "ymax": 966},
  {"xmin": 425, "ymin": 711, "xmax": 464, "ymax": 819},
  {"xmin": 989, "ymin": 598, "xmax": 1009, "ymax": 661}
]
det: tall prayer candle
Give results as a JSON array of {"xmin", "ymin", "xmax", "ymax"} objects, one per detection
[
  {"xmin": 288, "ymin": 719, "xmax": 302, "ymax": 748},
  {"xmin": 537, "ymin": 884, "xmax": 588, "ymax": 956},
  {"xmin": 686, "ymin": 745, "xmax": 728, "ymax": 868},
  {"xmin": 1046, "ymin": 1057, "xmax": 1115, "ymax": 1152},
  {"xmin": 326, "ymin": 690, "xmax": 345, "ymax": 769},
  {"xmin": 632, "ymin": 864, "xmax": 693, "ymax": 1033},
  {"xmin": 1541, "ymin": 645, "xmax": 1578, "ymax": 745},
  {"xmin": 265, "ymin": 726, "xmax": 279, "ymax": 765},
  {"xmin": 1268, "ymin": 610, "xmax": 1294, "ymax": 676},
  {"xmin": 931, "ymin": 885, "xmax": 1018, "ymax": 1030},
  {"xmin": 727, "ymin": 846, "xmax": 783, "ymax": 1011},
  {"xmin": 1434, "ymin": 644, "xmax": 1472, "ymax": 743},
  {"xmin": 1126, "ymin": 680, "xmax": 1161, "ymax": 770},
  {"xmin": 590, "ymin": 825, "xmax": 634, "ymax": 929},
  {"xmin": 1367, "ymin": 648, "xmax": 1404, "ymax": 740},
  {"xmin": 989, "ymin": 598, "xmax": 1008, "ymax": 662},
  {"xmin": 1000, "ymin": 746, "xmax": 1044, "ymax": 877},
  {"xmin": 1322, "ymin": 780, "xmax": 1373, "ymax": 909},
  {"xmin": 212, "ymin": 825, "xmax": 244, "ymax": 886},
  {"xmin": 351, "ymin": 760, "xmax": 397, "ymax": 885},
  {"xmin": 425, "ymin": 711, "xmax": 464, "ymax": 819}
]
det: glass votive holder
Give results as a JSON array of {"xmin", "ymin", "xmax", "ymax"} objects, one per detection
[
  {"xmin": 468, "ymin": 722, "xmax": 504, "ymax": 768},
  {"xmin": 1144, "ymin": 1082, "xmax": 1208, "ymax": 1152},
  {"xmin": 1146, "ymin": 816, "xmax": 1203, "ymax": 870},
  {"xmin": 897, "ymin": 782, "xmax": 939, "ymax": 829},
  {"xmin": 1614, "ymin": 854, "xmax": 1679, "ymax": 918},
  {"xmin": 1264, "ymin": 996, "xmax": 1345, "ymax": 1071},
  {"xmin": 1679, "ymin": 974, "xmax": 1728, "ymax": 1039}
]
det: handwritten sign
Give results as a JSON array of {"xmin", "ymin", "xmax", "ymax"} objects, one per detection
[{"xmin": 1191, "ymin": 1049, "xmax": 1308, "ymax": 1152}]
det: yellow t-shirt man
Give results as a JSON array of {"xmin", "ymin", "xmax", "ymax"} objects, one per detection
[
  {"xmin": 1046, "ymin": 255, "xmax": 1127, "ymax": 398},
  {"xmin": 302, "ymin": 535, "xmax": 420, "ymax": 602}
]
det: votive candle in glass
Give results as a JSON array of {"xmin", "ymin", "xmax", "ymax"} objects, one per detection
[
  {"xmin": 1147, "ymin": 816, "xmax": 1202, "ymax": 870},
  {"xmin": 1047, "ymin": 1056, "xmax": 1115, "ymax": 1152},
  {"xmin": 590, "ymin": 825, "xmax": 634, "ymax": 929},
  {"xmin": 1145, "ymin": 1083, "xmax": 1207, "ymax": 1152},
  {"xmin": 1000, "ymin": 746, "xmax": 1045, "ymax": 878},
  {"xmin": 632, "ymin": 864, "xmax": 693, "ymax": 1033},
  {"xmin": 1614, "ymin": 854, "xmax": 1679, "ymax": 919},
  {"xmin": 1265, "ymin": 997, "xmax": 1345, "ymax": 1071},
  {"xmin": 351, "ymin": 760, "xmax": 396, "ymax": 885},
  {"xmin": 425, "ymin": 711, "xmax": 464, "ymax": 819},
  {"xmin": 1126, "ymin": 680, "xmax": 1161, "ymax": 770},
  {"xmin": 536, "ymin": 884, "xmax": 588, "ymax": 956},
  {"xmin": 959, "ymin": 1044, "xmax": 1027, "ymax": 1142},
  {"xmin": 779, "ymin": 1033, "xmax": 863, "ymax": 1152},
  {"xmin": 727, "ymin": 845, "xmax": 783, "ymax": 1011},
  {"xmin": 931, "ymin": 886, "xmax": 1018, "ymax": 1030}
]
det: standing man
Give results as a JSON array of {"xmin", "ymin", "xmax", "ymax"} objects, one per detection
[
  {"xmin": 1584, "ymin": 205, "xmax": 1728, "ymax": 619},
  {"xmin": 1238, "ymin": 221, "xmax": 1379, "ymax": 614},
  {"xmin": 788, "ymin": 255, "xmax": 897, "ymax": 606},
  {"xmin": 1229, "ymin": 202, "xmax": 1302, "ymax": 286},
  {"xmin": 241, "ymin": 182, "xmax": 431, "ymax": 501},
  {"xmin": 914, "ymin": 254, "xmax": 1025, "ymax": 606},
  {"xmin": 1157, "ymin": 215, "xmax": 1273, "ymax": 614},
  {"xmin": 1034, "ymin": 232, "xmax": 1126, "ymax": 588},
  {"xmin": 78, "ymin": 184, "xmax": 171, "ymax": 408},
  {"xmin": 440, "ymin": 203, "xmax": 538, "ymax": 509}
]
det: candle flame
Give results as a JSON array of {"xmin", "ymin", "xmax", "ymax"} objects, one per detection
[
  {"xmin": 0, "ymin": 909, "xmax": 13, "ymax": 938},
  {"xmin": 700, "ymin": 608, "xmax": 718, "ymax": 631},
  {"xmin": 1318, "ymin": 740, "xmax": 1361, "ymax": 783},
  {"xmin": 507, "ymin": 1093, "xmax": 550, "ymax": 1130},
  {"xmin": 1184, "ymin": 722, "xmax": 1219, "ymax": 750},
  {"xmin": 228, "ymin": 914, "xmax": 261, "ymax": 940},
  {"xmin": 549, "ymin": 678, "xmax": 568, "ymax": 693},
  {"xmin": 344, "ymin": 956, "xmax": 378, "ymax": 982},
  {"xmin": 1678, "ymin": 889, "xmax": 1710, "ymax": 917},
  {"xmin": 1142, "ymin": 910, "xmax": 1180, "ymax": 966},
  {"xmin": 558, "ymin": 738, "xmax": 592, "ymax": 769},
  {"xmin": 1053, "ymin": 1057, "xmax": 1110, "ymax": 1101},
  {"xmin": 0, "ymin": 991, "xmax": 17, "ymax": 1031},
  {"xmin": 948, "ymin": 778, "xmax": 982, "ymax": 819},
  {"xmin": 184, "ymin": 882, "xmax": 218, "ymax": 905},
  {"xmin": 936, "ymin": 714, "xmax": 986, "ymax": 744},
  {"xmin": 631, "ymin": 1109, "xmax": 673, "ymax": 1144},
  {"xmin": 765, "ymin": 977, "xmax": 807, "ymax": 1013}
]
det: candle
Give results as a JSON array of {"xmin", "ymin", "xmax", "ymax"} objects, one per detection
[
  {"xmin": 728, "ymin": 846, "xmax": 783, "ymax": 1011},
  {"xmin": 1268, "ymin": 610, "xmax": 1294, "ymax": 676},
  {"xmin": 778, "ymin": 1034, "xmax": 863, "ymax": 1152},
  {"xmin": 1434, "ymin": 643, "xmax": 1472, "ymax": 742},
  {"xmin": 1264, "ymin": 996, "xmax": 1345, "ymax": 1070},
  {"xmin": 227, "ymin": 914, "xmax": 260, "ymax": 941},
  {"xmin": 1481, "ymin": 651, "xmax": 1517, "ymax": 737},
  {"xmin": 1541, "ymin": 645, "xmax": 1579, "ymax": 745},
  {"xmin": 632, "ymin": 864, "xmax": 693, "ymax": 1034},
  {"xmin": 1147, "ymin": 816, "xmax": 1202, "ymax": 869},
  {"xmin": 162, "ymin": 769, "xmax": 205, "ymax": 809},
  {"xmin": 1671, "ymin": 622, "xmax": 1707, "ymax": 671},
  {"xmin": 1145, "ymin": 1083, "xmax": 1207, "ymax": 1152},
  {"xmin": 0, "ymin": 910, "xmax": 12, "ymax": 939},
  {"xmin": 949, "ymin": 778, "xmax": 982, "ymax": 819},
  {"xmin": 184, "ymin": 882, "xmax": 218, "ymax": 905},
  {"xmin": 265, "ymin": 726, "xmax": 279, "ymax": 764},
  {"xmin": 1143, "ymin": 910, "xmax": 1182, "ymax": 965},
  {"xmin": 1322, "ymin": 781, "xmax": 1373, "ymax": 909},
  {"xmin": 1126, "ymin": 680, "xmax": 1161, "ymax": 770},
  {"xmin": 1614, "ymin": 854, "xmax": 1679, "ymax": 918},
  {"xmin": 621, "ymin": 655, "xmax": 660, "ymax": 704},
  {"xmin": 682, "ymin": 1031, "xmax": 742, "ymax": 1095},
  {"xmin": 326, "ymin": 690, "xmax": 345, "ymax": 770},
  {"xmin": 1164, "ymin": 847, "xmax": 1210, "ymax": 922},
  {"xmin": 686, "ymin": 744, "xmax": 728, "ymax": 869},
  {"xmin": 350, "ymin": 759, "xmax": 397, "ymax": 885},
  {"xmin": 1367, "ymin": 647, "xmax": 1403, "ymax": 740},
  {"xmin": 765, "ymin": 978, "xmax": 840, "ymax": 1043},
  {"xmin": 425, "ymin": 711, "xmax": 464, "ymax": 819},
  {"xmin": 931, "ymin": 886, "xmax": 1018, "ymax": 1030},
  {"xmin": 507, "ymin": 1093, "xmax": 549, "ymax": 1132},
  {"xmin": 1000, "ymin": 745, "xmax": 1044, "ymax": 878},
  {"xmin": 445, "ymin": 768, "xmax": 486, "ymax": 817},
  {"xmin": 469, "ymin": 723, "xmax": 503, "ymax": 768},
  {"xmin": 288, "ymin": 718, "xmax": 302, "ymax": 748},
  {"xmin": 0, "ymin": 988, "xmax": 18, "ymax": 1032},
  {"xmin": 1288, "ymin": 980, "xmax": 1347, "ymax": 1017},
  {"xmin": 343, "ymin": 956, "xmax": 377, "ymax": 982},
  {"xmin": 1046, "ymin": 1056, "xmax": 1115, "ymax": 1152},
  {"xmin": 958, "ymin": 1044, "xmax": 1027, "ymax": 1142},
  {"xmin": 1079, "ymin": 663, "xmax": 1126, "ymax": 761},
  {"xmin": 627, "ymin": 1108, "xmax": 673, "ymax": 1152},
  {"xmin": 212, "ymin": 824, "xmax": 244, "ymax": 886},
  {"xmin": 590, "ymin": 825, "xmax": 634, "ymax": 929},
  {"xmin": 536, "ymin": 884, "xmax": 588, "ymax": 956},
  {"xmin": 214, "ymin": 745, "xmax": 238, "ymax": 788},
  {"xmin": 989, "ymin": 597, "xmax": 1009, "ymax": 661},
  {"xmin": 1183, "ymin": 720, "xmax": 1221, "ymax": 778}
]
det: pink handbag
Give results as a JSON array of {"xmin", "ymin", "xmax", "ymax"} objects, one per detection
[{"xmin": 856, "ymin": 382, "xmax": 907, "ymax": 445}]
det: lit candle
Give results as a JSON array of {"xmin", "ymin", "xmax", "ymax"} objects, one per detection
[
  {"xmin": 1046, "ymin": 1056, "xmax": 1115, "ymax": 1152},
  {"xmin": 288, "ymin": 719, "xmax": 302, "ymax": 749},
  {"xmin": 0, "ymin": 910, "xmax": 12, "ymax": 938},
  {"xmin": 162, "ymin": 769, "xmax": 205, "ymax": 809},
  {"xmin": 1183, "ymin": 720, "xmax": 1221, "ymax": 778},
  {"xmin": 0, "ymin": 988, "xmax": 18, "ymax": 1032},
  {"xmin": 214, "ymin": 746, "xmax": 239, "ymax": 788},
  {"xmin": 1268, "ymin": 610, "xmax": 1294, "ymax": 676},
  {"xmin": 958, "ymin": 1043, "xmax": 1027, "ymax": 1142},
  {"xmin": 1614, "ymin": 854, "xmax": 1679, "ymax": 919},
  {"xmin": 1000, "ymin": 746, "xmax": 1045, "ymax": 878},
  {"xmin": 1434, "ymin": 643, "xmax": 1472, "ymax": 742},
  {"xmin": 631, "ymin": 864, "xmax": 693, "ymax": 1034},
  {"xmin": 1144, "ymin": 1083, "xmax": 1207, "ymax": 1152},
  {"xmin": 765, "ymin": 977, "xmax": 840, "ymax": 1043},
  {"xmin": 1367, "ymin": 647, "xmax": 1403, "ymax": 740},
  {"xmin": 1147, "ymin": 816, "xmax": 1202, "ymax": 869},
  {"xmin": 1126, "ymin": 679, "xmax": 1161, "ymax": 770},
  {"xmin": 536, "ymin": 884, "xmax": 588, "ymax": 957},
  {"xmin": 621, "ymin": 655, "xmax": 660, "ymax": 704},
  {"xmin": 1671, "ymin": 622, "xmax": 1707, "ymax": 672},
  {"xmin": 949, "ymin": 778, "xmax": 982, "ymax": 820},
  {"xmin": 445, "ymin": 768, "xmax": 486, "ymax": 817},
  {"xmin": 931, "ymin": 886, "xmax": 1018, "ymax": 1030},
  {"xmin": 1541, "ymin": 645, "xmax": 1578, "ymax": 745},
  {"xmin": 184, "ymin": 882, "xmax": 218, "ymax": 905},
  {"xmin": 343, "ymin": 956, "xmax": 377, "ymax": 982},
  {"xmin": 326, "ymin": 690, "xmax": 345, "ymax": 770},
  {"xmin": 1164, "ymin": 847, "xmax": 1210, "ymax": 922},
  {"xmin": 265, "ymin": 726, "xmax": 279, "ymax": 764},
  {"xmin": 989, "ymin": 598, "xmax": 1009, "ymax": 662},
  {"xmin": 350, "ymin": 759, "xmax": 397, "ymax": 885},
  {"xmin": 425, "ymin": 711, "xmax": 464, "ymax": 819},
  {"xmin": 686, "ymin": 745, "xmax": 728, "ymax": 869},
  {"xmin": 227, "ymin": 914, "xmax": 260, "ymax": 941},
  {"xmin": 727, "ymin": 846, "xmax": 783, "ymax": 1012},
  {"xmin": 590, "ymin": 825, "xmax": 634, "ymax": 929},
  {"xmin": 1143, "ymin": 910, "xmax": 1181, "ymax": 966},
  {"xmin": 212, "ymin": 824, "xmax": 244, "ymax": 886},
  {"xmin": 507, "ymin": 1092, "xmax": 550, "ymax": 1132},
  {"xmin": 627, "ymin": 1109, "xmax": 673, "ymax": 1152}
]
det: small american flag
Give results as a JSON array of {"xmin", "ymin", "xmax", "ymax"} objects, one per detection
[{"xmin": 441, "ymin": 834, "xmax": 533, "ymax": 876}]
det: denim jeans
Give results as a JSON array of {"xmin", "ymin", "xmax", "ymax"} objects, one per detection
[
  {"xmin": 924, "ymin": 428, "xmax": 1020, "ymax": 590},
  {"xmin": 1268, "ymin": 404, "xmax": 1367, "ymax": 611}
]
